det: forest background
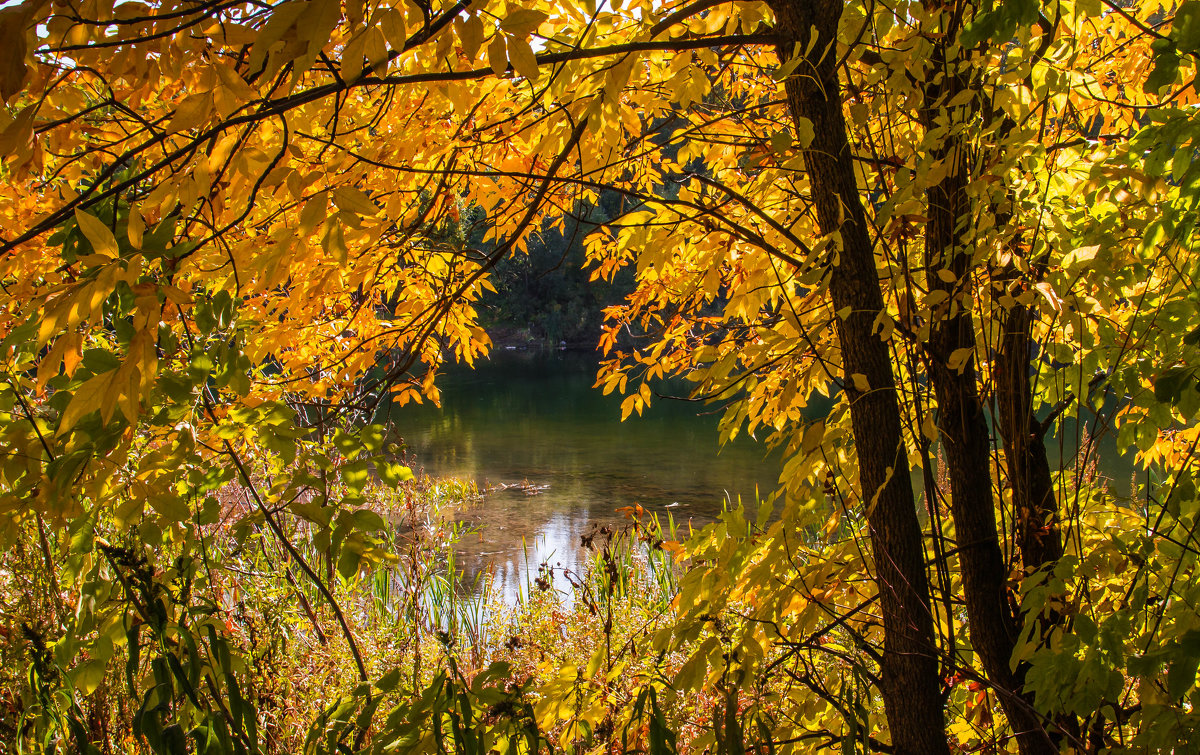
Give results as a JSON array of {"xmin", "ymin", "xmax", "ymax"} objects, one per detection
[{"xmin": 1, "ymin": 0, "xmax": 1199, "ymax": 753}]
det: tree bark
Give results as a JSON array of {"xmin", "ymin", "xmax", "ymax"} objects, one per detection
[
  {"xmin": 996, "ymin": 297, "xmax": 1064, "ymax": 574},
  {"xmin": 768, "ymin": 2, "xmax": 949, "ymax": 752},
  {"xmin": 917, "ymin": 24, "xmax": 1058, "ymax": 755}
]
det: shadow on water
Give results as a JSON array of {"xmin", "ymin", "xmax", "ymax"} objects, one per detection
[{"xmin": 387, "ymin": 349, "xmax": 782, "ymax": 602}]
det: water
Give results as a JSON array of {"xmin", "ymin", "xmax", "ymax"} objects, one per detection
[
  {"xmin": 390, "ymin": 349, "xmax": 782, "ymax": 601},
  {"xmin": 389, "ymin": 350, "xmax": 1141, "ymax": 603}
]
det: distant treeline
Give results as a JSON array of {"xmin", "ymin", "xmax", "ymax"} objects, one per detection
[{"xmin": 475, "ymin": 190, "xmax": 635, "ymax": 349}]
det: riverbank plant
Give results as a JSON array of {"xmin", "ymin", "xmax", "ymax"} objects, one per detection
[{"xmin": 0, "ymin": 459, "xmax": 489, "ymax": 754}]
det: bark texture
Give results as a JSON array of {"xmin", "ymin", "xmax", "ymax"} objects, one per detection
[
  {"xmin": 768, "ymin": 2, "xmax": 949, "ymax": 752},
  {"xmin": 918, "ymin": 26, "xmax": 1057, "ymax": 755},
  {"xmin": 996, "ymin": 300, "xmax": 1064, "ymax": 574}
]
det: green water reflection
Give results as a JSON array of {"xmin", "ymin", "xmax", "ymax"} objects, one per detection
[{"xmin": 389, "ymin": 349, "xmax": 781, "ymax": 600}]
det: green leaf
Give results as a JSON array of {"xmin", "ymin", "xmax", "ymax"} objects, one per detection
[
  {"xmin": 1168, "ymin": 651, "xmax": 1200, "ymax": 701},
  {"xmin": 72, "ymin": 658, "xmax": 108, "ymax": 695},
  {"xmin": 1155, "ymin": 366, "xmax": 1199, "ymax": 406},
  {"xmin": 332, "ymin": 429, "xmax": 362, "ymax": 457},
  {"xmin": 1172, "ymin": 1, "xmax": 1200, "ymax": 54},
  {"xmin": 48, "ymin": 448, "xmax": 93, "ymax": 491},
  {"xmin": 349, "ymin": 509, "xmax": 386, "ymax": 532},
  {"xmin": 338, "ymin": 543, "xmax": 363, "ymax": 580},
  {"xmin": 378, "ymin": 461, "xmax": 413, "ymax": 485},
  {"xmin": 188, "ymin": 352, "xmax": 215, "ymax": 381},
  {"xmin": 376, "ymin": 668, "xmax": 403, "ymax": 693},
  {"xmin": 648, "ymin": 687, "xmax": 677, "ymax": 755},
  {"xmin": 148, "ymin": 492, "xmax": 190, "ymax": 523},
  {"xmin": 361, "ymin": 424, "xmax": 387, "ymax": 452},
  {"xmin": 960, "ymin": 0, "xmax": 1039, "ymax": 47},
  {"xmin": 82, "ymin": 348, "xmax": 122, "ymax": 374},
  {"xmin": 1184, "ymin": 324, "xmax": 1200, "ymax": 346},
  {"xmin": 1145, "ymin": 42, "xmax": 1181, "ymax": 94},
  {"xmin": 342, "ymin": 459, "xmax": 370, "ymax": 492}
]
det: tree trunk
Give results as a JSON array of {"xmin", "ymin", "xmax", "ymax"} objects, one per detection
[
  {"xmin": 917, "ymin": 25, "xmax": 1057, "ymax": 755},
  {"xmin": 768, "ymin": 2, "xmax": 949, "ymax": 752},
  {"xmin": 996, "ymin": 298, "xmax": 1064, "ymax": 573}
]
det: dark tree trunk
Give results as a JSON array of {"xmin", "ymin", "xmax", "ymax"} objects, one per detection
[
  {"xmin": 768, "ymin": 2, "xmax": 949, "ymax": 752},
  {"xmin": 917, "ymin": 23, "xmax": 1058, "ymax": 755},
  {"xmin": 993, "ymin": 246, "xmax": 1081, "ymax": 749},
  {"xmin": 995, "ymin": 300, "xmax": 1064, "ymax": 573}
]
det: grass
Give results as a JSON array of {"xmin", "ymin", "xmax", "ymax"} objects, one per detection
[{"xmin": 0, "ymin": 461, "xmax": 699, "ymax": 754}]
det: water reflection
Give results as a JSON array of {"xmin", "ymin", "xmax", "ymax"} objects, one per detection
[{"xmin": 389, "ymin": 349, "xmax": 781, "ymax": 601}]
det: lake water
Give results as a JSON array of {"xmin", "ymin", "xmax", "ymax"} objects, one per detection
[
  {"xmin": 390, "ymin": 349, "xmax": 782, "ymax": 600},
  {"xmin": 390, "ymin": 349, "xmax": 1139, "ymax": 603}
]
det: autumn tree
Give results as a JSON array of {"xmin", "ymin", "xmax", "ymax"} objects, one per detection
[{"xmin": 1, "ymin": 0, "xmax": 1197, "ymax": 752}]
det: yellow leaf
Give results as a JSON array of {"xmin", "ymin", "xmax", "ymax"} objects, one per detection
[
  {"xmin": 116, "ymin": 359, "xmax": 140, "ymax": 424},
  {"xmin": 508, "ymin": 37, "xmax": 539, "ymax": 82},
  {"xmin": 364, "ymin": 26, "xmax": 389, "ymax": 76},
  {"xmin": 0, "ymin": 105, "xmax": 34, "ymax": 155},
  {"xmin": 379, "ymin": 8, "xmax": 408, "ymax": 51},
  {"xmin": 127, "ymin": 206, "xmax": 144, "ymax": 249},
  {"xmin": 850, "ymin": 373, "xmax": 870, "ymax": 393},
  {"xmin": 332, "ymin": 186, "xmax": 378, "ymax": 216},
  {"xmin": 36, "ymin": 336, "xmax": 69, "ymax": 390},
  {"xmin": 500, "ymin": 8, "xmax": 547, "ymax": 36},
  {"xmin": 74, "ymin": 209, "xmax": 119, "ymax": 258},
  {"xmin": 793, "ymin": 117, "xmax": 814, "ymax": 148},
  {"xmin": 865, "ymin": 465, "xmax": 895, "ymax": 517},
  {"xmin": 1062, "ymin": 245, "xmax": 1099, "ymax": 273},
  {"xmin": 0, "ymin": 0, "xmax": 40, "ymax": 101},
  {"xmin": 101, "ymin": 354, "xmax": 142, "ymax": 426},
  {"xmin": 247, "ymin": 1, "xmax": 307, "ymax": 75},
  {"xmin": 166, "ymin": 92, "xmax": 213, "ymax": 134},
  {"xmin": 131, "ymin": 328, "xmax": 157, "ymax": 394},
  {"xmin": 342, "ymin": 30, "xmax": 368, "ymax": 83},
  {"xmin": 487, "ymin": 35, "xmax": 508, "ymax": 76},
  {"xmin": 925, "ymin": 289, "xmax": 949, "ymax": 308},
  {"xmin": 801, "ymin": 420, "xmax": 825, "ymax": 454},
  {"xmin": 61, "ymin": 333, "xmax": 83, "ymax": 377},
  {"xmin": 1034, "ymin": 281, "xmax": 1062, "ymax": 312},
  {"xmin": 160, "ymin": 285, "xmax": 192, "ymax": 308},
  {"xmin": 37, "ymin": 304, "xmax": 61, "ymax": 347},
  {"xmin": 292, "ymin": 0, "xmax": 341, "ymax": 76},
  {"xmin": 947, "ymin": 347, "xmax": 974, "ymax": 374},
  {"xmin": 457, "ymin": 14, "xmax": 484, "ymax": 62},
  {"xmin": 872, "ymin": 311, "xmax": 894, "ymax": 341},
  {"xmin": 605, "ymin": 54, "xmax": 636, "ymax": 97},
  {"xmin": 211, "ymin": 59, "xmax": 257, "ymax": 102},
  {"xmin": 300, "ymin": 192, "xmax": 329, "ymax": 233},
  {"xmin": 58, "ymin": 369, "xmax": 116, "ymax": 434},
  {"xmin": 921, "ymin": 413, "xmax": 939, "ymax": 442},
  {"xmin": 660, "ymin": 540, "xmax": 685, "ymax": 556},
  {"xmin": 620, "ymin": 393, "xmax": 642, "ymax": 421},
  {"xmin": 820, "ymin": 508, "xmax": 841, "ymax": 539},
  {"xmin": 322, "ymin": 220, "xmax": 347, "ymax": 264}
]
